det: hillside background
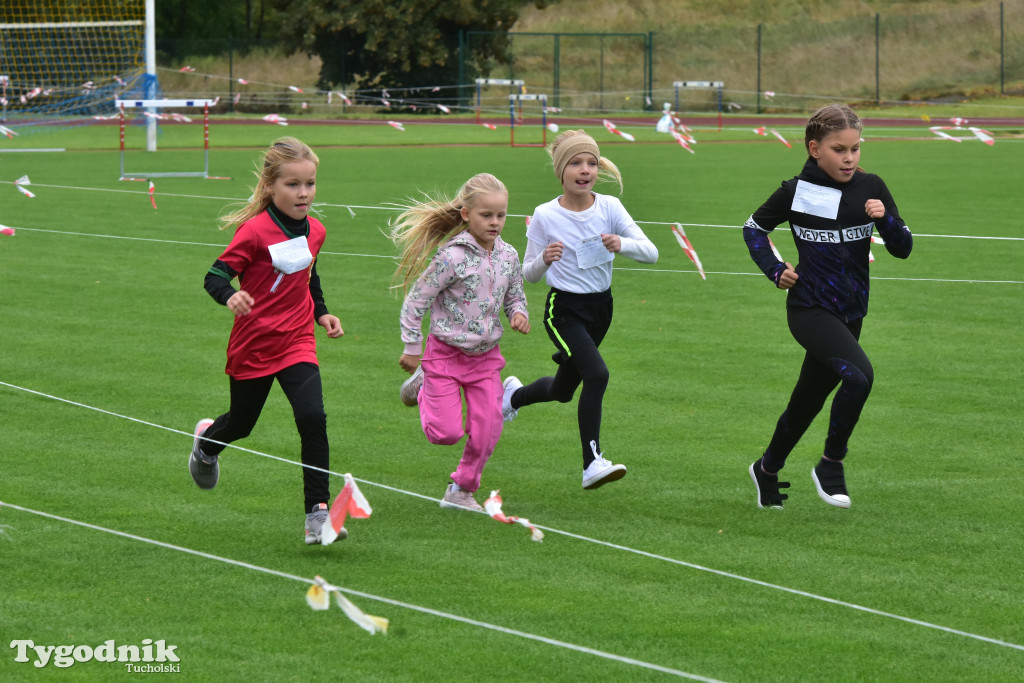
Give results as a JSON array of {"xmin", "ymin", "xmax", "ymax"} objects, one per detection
[{"xmin": 156, "ymin": 0, "xmax": 1024, "ymax": 116}]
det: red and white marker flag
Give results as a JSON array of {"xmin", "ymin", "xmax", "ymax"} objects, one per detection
[
  {"xmin": 306, "ymin": 575, "xmax": 389, "ymax": 634},
  {"xmin": 237, "ymin": 78, "xmax": 249, "ymax": 85},
  {"xmin": 671, "ymin": 223, "xmax": 706, "ymax": 280},
  {"xmin": 950, "ymin": 117, "xmax": 968, "ymax": 126},
  {"xmin": 321, "ymin": 473, "xmax": 373, "ymax": 546},
  {"xmin": 770, "ymin": 129, "xmax": 791, "ymax": 148},
  {"xmin": 178, "ymin": 66, "xmax": 195, "ymax": 73},
  {"xmin": 148, "ymin": 181, "xmax": 157, "ymax": 210},
  {"xmin": 14, "ymin": 175, "xmax": 34, "ymax": 198},
  {"xmin": 1, "ymin": 224, "xmax": 15, "ymax": 236},
  {"xmin": 481, "ymin": 122, "xmax": 497, "ymax": 130},
  {"xmin": 336, "ymin": 92, "xmax": 352, "ymax": 105},
  {"xmin": 0, "ymin": 124, "xmax": 17, "ymax": 138},
  {"xmin": 670, "ymin": 129, "xmax": 695, "ymax": 154},
  {"xmin": 287, "ymin": 85, "xmax": 303, "ymax": 93},
  {"xmin": 968, "ymin": 127, "xmax": 994, "ymax": 145},
  {"xmin": 753, "ymin": 126, "xmax": 766, "ymax": 136},
  {"xmin": 483, "ymin": 491, "xmax": 543, "ymax": 542},
  {"xmin": 602, "ymin": 119, "xmax": 635, "ymax": 142},
  {"xmin": 233, "ymin": 93, "xmax": 242, "ymax": 105},
  {"xmin": 387, "ymin": 121, "xmax": 405, "ymax": 131},
  {"xmin": 381, "ymin": 98, "xmax": 390, "ymax": 108},
  {"xmin": 262, "ymin": 114, "xmax": 288, "ymax": 126},
  {"xmin": 436, "ymin": 103, "xmax": 450, "ymax": 113},
  {"xmin": 929, "ymin": 126, "xmax": 962, "ymax": 142},
  {"xmin": 767, "ymin": 236, "xmax": 784, "ymax": 262}
]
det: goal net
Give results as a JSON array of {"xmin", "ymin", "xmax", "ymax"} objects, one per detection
[{"xmin": 0, "ymin": 0, "xmax": 148, "ymax": 120}]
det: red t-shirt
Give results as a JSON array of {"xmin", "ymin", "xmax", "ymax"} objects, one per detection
[{"xmin": 217, "ymin": 210, "xmax": 327, "ymax": 380}]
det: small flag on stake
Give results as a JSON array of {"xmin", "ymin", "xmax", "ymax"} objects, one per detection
[
  {"xmin": 481, "ymin": 122, "xmax": 497, "ymax": 130},
  {"xmin": 306, "ymin": 576, "xmax": 389, "ymax": 635},
  {"xmin": 483, "ymin": 491, "xmax": 544, "ymax": 542},
  {"xmin": 436, "ymin": 104, "xmax": 450, "ymax": 114},
  {"xmin": 148, "ymin": 181, "xmax": 157, "ymax": 210},
  {"xmin": 1, "ymin": 225, "xmax": 15, "ymax": 236},
  {"xmin": 288, "ymin": 85, "xmax": 303, "ymax": 93},
  {"xmin": 322, "ymin": 473, "xmax": 373, "ymax": 545},
  {"xmin": 387, "ymin": 121, "xmax": 405, "ymax": 131},
  {"xmin": 671, "ymin": 224, "xmax": 706, "ymax": 280},
  {"xmin": 0, "ymin": 124, "xmax": 16, "ymax": 138},
  {"xmin": 262, "ymin": 114, "xmax": 288, "ymax": 126}
]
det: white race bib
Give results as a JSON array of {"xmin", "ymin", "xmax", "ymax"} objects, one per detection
[
  {"xmin": 575, "ymin": 234, "xmax": 615, "ymax": 269},
  {"xmin": 792, "ymin": 180, "xmax": 841, "ymax": 220},
  {"xmin": 268, "ymin": 235, "xmax": 313, "ymax": 274}
]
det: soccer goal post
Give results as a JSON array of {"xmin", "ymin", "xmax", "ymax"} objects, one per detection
[
  {"xmin": 116, "ymin": 99, "xmax": 218, "ymax": 179},
  {"xmin": 0, "ymin": 0, "xmax": 152, "ymax": 123}
]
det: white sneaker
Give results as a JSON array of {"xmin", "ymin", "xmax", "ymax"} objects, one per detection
[
  {"xmin": 400, "ymin": 366, "xmax": 424, "ymax": 407},
  {"xmin": 440, "ymin": 483, "xmax": 484, "ymax": 511},
  {"xmin": 581, "ymin": 441, "xmax": 627, "ymax": 490},
  {"xmin": 501, "ymin": 376, "xmax": 523, "ymax": 422}
]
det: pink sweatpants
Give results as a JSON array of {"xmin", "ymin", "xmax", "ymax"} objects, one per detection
[{"xmin": 419, "ymin": 334, "xmax": 505, "ymax": 493}]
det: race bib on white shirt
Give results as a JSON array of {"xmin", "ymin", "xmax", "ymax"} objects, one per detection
[
  {"xmin": 268, "ymin": 235, "xmax": 313, "ymax": 274},
  {"xmin": 791, "ymin": 180, "xmax": 841, "ymax": 220},
  {"xmin": 575, "ymin": 234, "xmax": 615, "ymax": 269}
]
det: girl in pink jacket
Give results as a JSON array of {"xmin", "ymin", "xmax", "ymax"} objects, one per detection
[{"xmin": 391, "ymin": 173, "xmax": 530, "ymax": 511}]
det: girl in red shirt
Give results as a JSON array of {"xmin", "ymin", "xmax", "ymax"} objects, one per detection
[{"xmin": 189, "ymin": 137, "xmax": 345, "ymax": 545}]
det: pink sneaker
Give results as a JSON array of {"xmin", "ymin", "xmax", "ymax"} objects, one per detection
[{"xmin": 439, "ymin": 483, "xmax": 484, "ymax": 511}]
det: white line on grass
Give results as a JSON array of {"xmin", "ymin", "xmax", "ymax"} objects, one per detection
[
  {"xmin": 0, "ymin": 501, "xmax": 721, "ymax": 682},
  {"xmin": 8, "ymin": 225, "xmax": 1024, "ymax": 286},
  {"xmin": 3, "ymin": 180, "xmax": 1024, "ymax": 241},
  {"xmin": 3, "ymin": 379, "xmax": 1023, "ymax": 655}
]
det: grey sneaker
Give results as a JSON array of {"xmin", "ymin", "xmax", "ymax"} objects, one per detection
[
  {"xmin": 440, "ymin": 483, "xmax": 484, "ymax": 511},
  {"xmin": 581, "ymin": 441, "xmax": 627, "ymax": 489},
  {"xmin": 305, "ymin": 502, "xmax": 347, "ymax": 545},
  {"xmin": 188, "ymin": 418, "xmax": 218, "ymax": 489},
  {"xmin": 501, "ymin": 376, "xmax": 523, "ymax": 422},
  {"xmin": 400, "ymin": 366, "xmax": 424, "ymax": 407}
]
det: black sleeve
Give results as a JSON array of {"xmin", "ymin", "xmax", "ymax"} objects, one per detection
[
  {"xmin": 204, "ymin": 259, "xmax": 238, "ymax": 306},
  {"xmin": 309, "ymin": 260, "xmax": 330, "ymax": 320},
  {"xmin": 743, "ymin": 184, "xmax": 792, "ymax": 285}
]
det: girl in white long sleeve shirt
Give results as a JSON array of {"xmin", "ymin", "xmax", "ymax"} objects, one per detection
[{"xmin": 502, "ymin": 130, "xmax": 658, "ymax": 490}]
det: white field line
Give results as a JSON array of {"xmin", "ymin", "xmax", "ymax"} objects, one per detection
[
  {"xmin": 0, "ymin": 501, "xmax": 720, "ymax": 682},
  {"xmin": 2, "ymin": 379, "xmax": 1022, "ymax": 655}
]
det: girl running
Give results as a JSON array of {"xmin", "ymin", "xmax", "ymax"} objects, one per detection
[{"xmin": 743, "ymin": 104, "xmax": 913, "ymax": 509}]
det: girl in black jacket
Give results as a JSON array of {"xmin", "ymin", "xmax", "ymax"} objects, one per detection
[{"xmin": 743, "ymin": 103, "xmax": 913, "ymax": 509}]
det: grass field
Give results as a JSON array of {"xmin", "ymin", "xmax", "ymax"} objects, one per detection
[{"xmin": 1, "ymin": 115, "xmax": 1022, "ymax": 681}]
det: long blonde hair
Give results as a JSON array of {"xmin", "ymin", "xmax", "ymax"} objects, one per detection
[
  {"xmin": 548, "ymin": 128, "xmax": 624, "ymax": 193},
  {"xmin": 389, "ymin": 173, "xmax": 507, "ymax": 292},
  {"xmin": 219, "ymin": 137, "xmax": 319, "ymax": 230}
]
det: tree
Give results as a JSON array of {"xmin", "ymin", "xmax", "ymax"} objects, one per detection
[{"xmin": 272, "ymin": 0, "xmax": 555, "ymax": 93}]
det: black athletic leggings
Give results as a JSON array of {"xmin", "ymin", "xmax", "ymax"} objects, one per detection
[
  {"xmin": 202, "ymin": 362, "xmax": 330, "ymax": 511},
  {"xmin": 513, "ymin": 288, "xmax": 613, "ymax": 467},
  {"xmin": 761, "ymin": 307, "xmax": 874, "ymax": 473}
]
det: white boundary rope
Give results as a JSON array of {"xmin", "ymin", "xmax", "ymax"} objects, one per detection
[
  {"xmin": 0, "ymin": 501, "xmax": 719, "ymax": 682},
  {"xmin": 1, "ymin": 379, "xmax": 1022, "ymax": 654},
  {"xmin": 3, "ymin": 179, "xmax": 1024, "ymax": 242}
]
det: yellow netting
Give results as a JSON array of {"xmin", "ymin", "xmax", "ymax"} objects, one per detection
[{"xmin": 0, "ymin": 0, "xmax": 145, "ymax": 117}]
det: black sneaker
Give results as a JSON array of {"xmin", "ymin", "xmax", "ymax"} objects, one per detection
[
  {"xmin": 749, "ymin": 458, "xmax": 790, "ymax": 509},
  {"xmin": 812, "ymin": 459, "xmax": 851, "ymax": 508}
]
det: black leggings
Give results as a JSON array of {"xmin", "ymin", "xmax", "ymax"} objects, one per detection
[
  {"xmin": 202, "ymin": 362, "xmax": 330, "ymax": 511},
  {"xmin": 513, "ymin": 288, "xmax": 613, "ymax": 467},
  {"xmin": 761, "ymin": 307, "xmax": 874, "ymax": 472}
]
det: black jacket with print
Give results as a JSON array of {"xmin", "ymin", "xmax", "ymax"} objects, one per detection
[{"xmin": 743, "ymin": 158, "xmax": 913, "ymax": 322}]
